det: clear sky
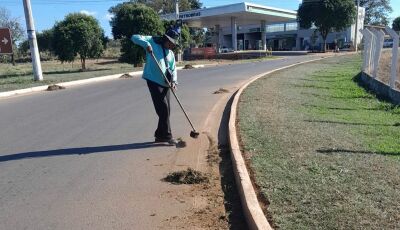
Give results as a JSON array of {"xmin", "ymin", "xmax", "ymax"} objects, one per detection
[{"xmin": 2, "ymin": 0, "xmax": 400, "ymax": 39}]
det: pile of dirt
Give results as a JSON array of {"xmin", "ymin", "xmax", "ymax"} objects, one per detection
[
  {"xmin": 183, "ymin": 64, "xmax": 194, "ymax": 69},
  {"xmin": 119, "ymin": 73, "xmax": 133, "ymax": 79},
  {"xmin": 175, "ymin": 137, "xmax": 187, "ymax": 148},
  {"xmin": 47, "ymin": 85, "xmax": 66, "ymax": 91},
  {"xmin": 163, "ymin": 168, "xmax": 209, "ymax": 185},
  {"xmin": 213, "ymin": 88, "xmax": 230, "ymax": 94}
]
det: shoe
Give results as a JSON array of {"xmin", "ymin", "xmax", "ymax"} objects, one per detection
[{"xmin": 155, "ymin": 137, "xmax": 178, "ymax": 146}]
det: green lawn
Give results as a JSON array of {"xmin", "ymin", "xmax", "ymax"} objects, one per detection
[{"xmin": 238, "ymin": 54, "xmax": 400, "ymax": 229}]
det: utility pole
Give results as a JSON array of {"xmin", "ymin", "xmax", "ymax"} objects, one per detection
[
  {"xmin": 23, "ymin": 0, "xmax": 43, "ymax": 81},
  {"xmin": 354, "ymin": 0, "xmax": 360, "ymax": 52},
  {"xmin": 175, "ymin": 0, "xmax": 179, "ymax": 21},
  {"xmin": 175, "ymin": 0, "xmax": 182, "ymax": 62}
]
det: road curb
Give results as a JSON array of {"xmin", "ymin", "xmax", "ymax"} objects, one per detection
[
  {"xmin": 228, "ymin": 57, "xmax": 337, "ymax": 230},
  {"xmin": 0, "ymin": 64, "xmax": 206, "ymax": 99}
]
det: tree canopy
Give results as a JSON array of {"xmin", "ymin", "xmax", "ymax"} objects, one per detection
[
  {"xmin": 52, "ymin": 13, "xmax": 105, "ymax": 70},
  {"xmin": 37, "ymin": 29, "xmax": 54, "ymax": 52},
  {"xmin": 120, "ymin": 0, "xmax": 202, "ymax": 14},
  {"xmin": 359, "ymin": 0, "xmax": 392, "ymax": 26},
  {"xmin": 109, "ymin": 3, "xmax": 164, "ymax": 64},
  {"xmin": 298, "ymin": 0, "xmax": 356, "ymax": 52},
  {"xmin": 392, "ymin": 16, "xmax": 400, "ymax": 31}
]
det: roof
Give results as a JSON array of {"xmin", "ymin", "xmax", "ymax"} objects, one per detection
[{"xmin": 161, "ymin": 2, "xmax": 297, "ymax": 28}]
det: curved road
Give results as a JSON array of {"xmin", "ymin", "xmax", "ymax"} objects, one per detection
[{"xmin": 0, "ymin": 55, "xmax": 323, "ymax": 229}]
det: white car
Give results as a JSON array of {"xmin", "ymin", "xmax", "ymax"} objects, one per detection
[
  {"xmin": 220, "ymin": 47, "xmax": 234, "ymax": 53},
  {"xmin": 383, "ymin": 39, "xmax": 393, "ymax": 48}
]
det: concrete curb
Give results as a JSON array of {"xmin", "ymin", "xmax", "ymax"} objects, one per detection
[
  {"xmin": 228, "ymin": 57, "xmax": 333, "ymax": 230},
  {"xmin": 0, "ymin": 64, "xmax": 206, "ymax": 99}
]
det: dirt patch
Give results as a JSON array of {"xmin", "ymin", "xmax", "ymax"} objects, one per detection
[
  {"xmin": 163, "ymin": 168, "xmax": 209, "ymax": 185},
  {"xmin": 213, "ymin": 88, "xmax": 230, "ymax": 94},
  {"xmin": 119, "ymin": 73, "xmax": 133, "ymax": 79},
  {"xmin": 204, "ymin": 132, "xmax": 220, "ymax": 165},
  {"xmin": 46, "ymin": 85, "xmax": 66, "ymax": 91}
]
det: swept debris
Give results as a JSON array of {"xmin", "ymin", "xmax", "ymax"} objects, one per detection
[
  {"xmin": 47, "ymin": 85, "xmax": 66, "ymax": 91},
  {"xmin": 183, "ymin": 64, "xmax": 194, "ymax": 69},
  {"xmin": 176, "ymin": 137, "xmax": 187, "ymax": 148},
  {"xmin": 213, "ymin": 88, "xmax": 230, "ymax": 94},
  {"xmin": 120, "ymin": 73, "xmax": 133, "ymax": 79},
  {"xmin": 163, "ymin": 168, "xmax": 209, "ymax": 185}
]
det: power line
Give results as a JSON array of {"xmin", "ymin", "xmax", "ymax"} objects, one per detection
[{"xmin": 2, "ymin": 0, "xmax": 126, "ymax": 5}]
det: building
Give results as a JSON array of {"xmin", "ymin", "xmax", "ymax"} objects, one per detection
[{"xmin": 161, "ymin": 2, "xmax": 365, "ymax": 52}]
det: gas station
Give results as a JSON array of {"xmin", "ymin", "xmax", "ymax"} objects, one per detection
[{"xmin": 162, "ymin": 2, "xmax": 364, "ymax": 54}]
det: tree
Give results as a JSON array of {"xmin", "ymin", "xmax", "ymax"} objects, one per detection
[
  {"xmin": 19, "ymin": 29, "xmax": 55, "ymax": 59},
  {"xmin": 122, "ymin": 0, "xmax": 202, "ymax": 14},
  {"xmin": 359, "ymin": 0, "xmax": 392, "ymax": 26},
  {"xmin": 188, "ymin": 0, "xmax": 203, "ymax": 10},
  {"xmin": 190, "ymin": 28, "xmax": 205, "ymax": 47},
  {"xmin": 162, "ymin": 20, "xmax": 191, "ymax": 50},
  {"xmin": 52, "ymin": 13, "xmax": 105, "ymax": 70},
  {"xmin": 37, "ymin": 29, "xmax": 54, "ymax": 52},
  {"xmin": 392, "ymin": 16, "xmax": 400, "ymax": 31},
  {"xmin": 109, "ymin": 3, "xmax": 163, "ymax": 64},
  {"xmin": 298, "ymin": 0, "xmax": 356, "ymax": 52},
  {"xmin": 18, "ymin": 40, "xmax": 30, "ymax": 55}
]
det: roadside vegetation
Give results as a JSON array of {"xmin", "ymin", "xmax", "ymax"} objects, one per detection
[
  {"xmin": 238, "ymin": 54, "xmax": 400, "ymax": 229},
  {"xmin": 0, "ymin": 59, "xmax": 134, "ymax": 92}
]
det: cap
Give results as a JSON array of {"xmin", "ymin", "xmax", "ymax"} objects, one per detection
[{"xmin": 163, "ymin": 27, "xmax": 180, "ymax": 45}]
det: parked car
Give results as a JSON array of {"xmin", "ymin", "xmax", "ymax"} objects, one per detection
[
  {"xmin": 383, "ymin": 39, "xmax": 393, "ymax": 48},
  {"xmin": 220, "ymin": 47, "xmax": 234, "ymax": 53},
  {"xmin": 340, "ymin": 42, "xmax": 353, "ymax": 51}
]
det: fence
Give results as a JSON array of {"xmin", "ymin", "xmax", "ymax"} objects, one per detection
[
  {"xmin": 359, "ymin": 27, "xmax": 400, "ymax": 104},
  {"xmin": 360, "ymin": 27, "xmax": 399, "ymax": 89}
]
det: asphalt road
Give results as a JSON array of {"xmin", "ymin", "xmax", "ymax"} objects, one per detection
[{"xmin": 0, "ymin": 55, "xmax": 322, "ymax": 229}]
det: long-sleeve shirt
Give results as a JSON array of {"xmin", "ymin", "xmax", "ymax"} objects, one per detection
[{"xmin": 131, "ymin": 35, "xmax": 177, "ymax": 87}]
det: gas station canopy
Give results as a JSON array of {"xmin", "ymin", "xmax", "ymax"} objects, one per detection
[{"xmin": 162, "ymin": 2, "xmax": 297, "ymax": 28}]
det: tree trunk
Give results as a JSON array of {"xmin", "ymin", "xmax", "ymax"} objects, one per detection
[
  {"xmin": 12, "ymin": 53, "xmax": 15, "ymax": 66},
  {"xmin": 321, "ymin": 30, "xmax": 328, "ymax": 53},
  {"xmin": 81, "ymin": 57, "xmax": 86, "ymax": 70}
]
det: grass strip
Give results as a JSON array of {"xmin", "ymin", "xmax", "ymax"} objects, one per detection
[{"xmin": 238, "ymin": 54, "xmax": 400, "ymax": 229}]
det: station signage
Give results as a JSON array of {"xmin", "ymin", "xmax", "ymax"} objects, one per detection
[{"xmin": 179, "ymin": 11, "xmax": 201, "ymax": 19}]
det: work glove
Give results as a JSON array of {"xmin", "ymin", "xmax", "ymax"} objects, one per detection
[{"xmin": 146, "ymin": 45, "xmax": 153, "ymax": 54}]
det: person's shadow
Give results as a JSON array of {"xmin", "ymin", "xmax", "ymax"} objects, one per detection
[{"xmin": 0, "ymin": 142, "xmax": 170, "ymax": 163}]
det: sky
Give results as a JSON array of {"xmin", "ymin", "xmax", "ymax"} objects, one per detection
[{"xmin": 2, "ymin": 0, "xmax": 400, "ymax": 39}]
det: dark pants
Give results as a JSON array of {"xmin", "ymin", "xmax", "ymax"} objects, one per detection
[{"xmin": 146, "ymin": 80, "xmax": 172, "ymax": 140}]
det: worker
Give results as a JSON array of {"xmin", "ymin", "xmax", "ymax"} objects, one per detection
[{"xmin": 131, "ymin": 28, "xmax": 180, "ymax": 145}]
